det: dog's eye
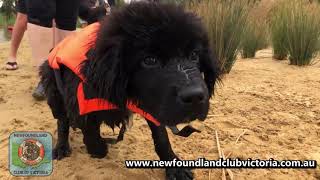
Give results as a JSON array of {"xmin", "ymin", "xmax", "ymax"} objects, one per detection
[
  {"xmin": 142, "ymin": 57, "xmax": 160, "ymax": 68},
  {"xmin": 190, "ymin": 51, "xmax": 199, "ymax": 62}
]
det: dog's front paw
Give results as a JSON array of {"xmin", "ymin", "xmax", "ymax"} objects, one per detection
[
  {"xmin": 53, "ymin": 143, "xmax": 71, "ymax": 160},
  {"xmin": 86, "ymin": 139, "xmax": 108, "ymax": 158},
  {"xmin": 166, "ymin": 168, "xmax": 193, "ymax": 180}
]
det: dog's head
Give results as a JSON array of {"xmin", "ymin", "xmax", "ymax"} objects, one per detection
[{"xmin": 85, "ymin": 2, "xmax": 221, "ymax": 126}]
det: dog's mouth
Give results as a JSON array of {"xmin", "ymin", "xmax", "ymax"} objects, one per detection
[
  {"xmin": 185, "ymin": 112, "xmax": 207, "ymax": 122},
  {"xmin": 167, "ymin": 119, "xmax": 205, "ymax": 137},
  {"xmin": 156, "ymin": 108, "xmax": 208, "ymax": 126}
]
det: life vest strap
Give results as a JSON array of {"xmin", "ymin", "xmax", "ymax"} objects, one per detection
[{"xmin": 77, "ymin": 82, "xmax": 161, "ymax": 126}]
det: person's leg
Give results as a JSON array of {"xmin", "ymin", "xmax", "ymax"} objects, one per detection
[
  {"xmin": 28, "ymin": 22, "xmax": 54, "ymax": 100},
  {"xmin": 27, "ymin": 23, "xmax": 54, "ymax": 67},
  {"xmin": 26, "ymin": 0, "xmax": 55, "ymax": 67},
  {"xmin": 8, "ymin": 13, "xmax": 27, "ymax": 61},
  {"xmin": 5, "ymin": 13, "xmax": 27, "ymax": 70},
  {"xmin": 53, "ymin": 28, "xmax": 74, "ymax": 46},
  {"xmin": 54, "ymin": 0, "xmax": 79, "ymax": 46},
  {"xmin": 25, "ymin": 0, "xmax": 55, "ymax": 100},
  {"xmin": 5, "ymin": 0, "xmax": 28, "ymax": 70}
]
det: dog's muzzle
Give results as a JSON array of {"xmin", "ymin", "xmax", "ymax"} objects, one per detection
[
  {"xmin": 176, "ymin": 64, "xmax": 207, "ymax": 106},
  {"xmin": 168, "ymin": 120, "xmax": 204, "ymax": 137}
]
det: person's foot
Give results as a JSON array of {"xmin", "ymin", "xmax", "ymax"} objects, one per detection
[
  {"xmin": 5, "ymin": 61, "xmax": 18, "ymax": 70},
  {"xmin": 32, "ymin": 82, "xmax": 46, "ymax": 101}
]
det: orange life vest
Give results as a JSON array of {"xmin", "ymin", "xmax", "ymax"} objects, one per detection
[{"xmin": 48, "ymin": 23, "xmax": 160, "ymax": 126}]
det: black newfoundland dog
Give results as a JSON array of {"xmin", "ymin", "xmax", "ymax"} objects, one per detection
[{"xmin": 40, "ymin": 2, "xmax": 220, "ymax": 180}]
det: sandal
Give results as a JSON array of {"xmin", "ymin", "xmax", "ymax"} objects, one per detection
[{"xmin": 5, "ymin": 62, "xmax": 18, "ymax": 70}]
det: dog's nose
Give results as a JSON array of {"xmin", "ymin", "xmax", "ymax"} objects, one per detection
[{"xmin": 178, "ymin": 86, "xmax": 205, "ymax": 104}]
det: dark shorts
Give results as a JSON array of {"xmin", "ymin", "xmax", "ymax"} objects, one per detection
[
  {"xmin": 17, "ymin": 0, "xmax": 80, "ymax": 31},
  {"xmin": 16, "ymin": 0, "xmax": 27, "ymax": 14}
]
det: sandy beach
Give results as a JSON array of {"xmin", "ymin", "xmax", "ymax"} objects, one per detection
[{"xmin": 0, "ymin": 39, "xmax": 319, "ymax": 179}]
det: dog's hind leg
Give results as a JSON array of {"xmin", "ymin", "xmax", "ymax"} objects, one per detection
[
  {"xmin": 147, "ymin": 121, "xmax": 193, "ymax": 180},
  {"xmin": 81, "ymin": 117, "xmax": 108, "ymax": 158}
]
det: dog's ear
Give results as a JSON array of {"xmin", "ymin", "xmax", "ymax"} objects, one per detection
[
  {"xmin": 201, "ymin": 48, "xmax": 221, "ymax": 97},
  {"xmin": 84, "ymin": 36, "xmax": 129, "ymax": 109}
]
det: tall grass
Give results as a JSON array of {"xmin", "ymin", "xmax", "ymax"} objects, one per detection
[
  {"xmin": 241, "ymin": 20, "xmax": 268, "ymax": 58},
  {"xmin": 241, "ymin": 1, "xmax": 270, "ymax": 58},
  {"xmin": 285, "ymin": 1, "xmax": 320, "ymax": 65},
  {"xmin": 270, "ymin": 0, "xmax": 320, "ymax": 65},
  {"xmin": 190, "ymin": 0, "xmax": 250, "ymax": 73},
  {"xmin": 269, "ymin": 1, "xmax": 289, "ymax": 60}
]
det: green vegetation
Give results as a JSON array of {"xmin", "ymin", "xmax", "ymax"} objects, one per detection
[
  {"xmin": 241, "ymin": 15, "xmax": 268, "ymax": 58},
  {"xmin": 269, "ymin": 1, "xmax": 288, "ymax": 60},
  {"xmin": 240, "ymin": 0, "xmax": 271, "ymax": 59},
  {"xmin": 270, "ymin": 0, "xmax": 320, "ymax": 65},
  {"xmin": 115, "ymin": 0, "xmax": 126, "ymax": 8},
  {"xmin": 0, "ymin": 0, "xmax": 15, "ymax": 18},
  {"xmin": 0, "ymin": 13, "xmax": 15, "ymax": 27},
  {"xmin": 190, "ymin": 0, "xmax": 250, "ymax": 73},
  {"xmin": 285, "ymin": 1, "xmax": 320, "ymax": 65},
  {"xmin": 0, "ymin": 0, "xmax": 16, "ymax": 27}
]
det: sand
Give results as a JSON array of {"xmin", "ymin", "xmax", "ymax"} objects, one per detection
[{"xmin": 0, "ymin": 39, "xmax": 319, "ymax": 180}]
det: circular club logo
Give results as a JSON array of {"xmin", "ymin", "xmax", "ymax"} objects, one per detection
[{"xmin": 18, "ymin": 139, "xmax": 45, "ymax": 166}]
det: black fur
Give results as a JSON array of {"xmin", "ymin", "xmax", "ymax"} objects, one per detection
[
  {"xmin": 40, "ymin": 2, "xmax": 220, "ymax": 180},
  {"xmin": 78, "ymin": 2, "xmax": 108, "ymax": 24}
]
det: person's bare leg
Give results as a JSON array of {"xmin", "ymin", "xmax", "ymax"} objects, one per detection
[
  {"xmin": 27, "ymin": 23, "xmax": 53, "ymax": 67},
  {"xmin": 53, "ymin": 27, "xmax": 75, "ymax": 46},
  {"xmin": 27, "ymin": 23, "xmax": 53, "ymax": 100},
  {"xmin": 5, "ymin": 13, "xmax": 27, "ymax": 70}
]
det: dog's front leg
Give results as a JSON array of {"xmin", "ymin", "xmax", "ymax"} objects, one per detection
[
  {"xmin": 53, "ymin": 119, "xmax": 71, "ymax": 160},
  {"xmin": 147, "ymin": 121, "xmax": 193, "ymax": 180},
  {"xmin": 81, "ymin": 119, "xmax": 108, "ymax": 158}
]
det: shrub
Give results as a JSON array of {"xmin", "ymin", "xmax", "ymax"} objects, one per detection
[
  {"xmin": 240, "ymin": 0, "xmax": 276, "ymax": 59},
  {"xmin": 269, "ymin": 1, "xmax": 289, "ymax": 60},
  {"xmin": 285, "ymin": 1, "xmax": 320, "ymax": 65},
  {"xmin": 241, "ymin": 19, "xmax": 268, "ymax": 58},
  {"xmin": 190, "ymin": 0, "xmax": 250, "ymax": 73},
  {"xmin": 0, "ymin": 0, "xmax": 16, "ymax": 27},
  {"xmin": 0, "ymin": 13, "xmax": 16, "ymax": 27},
  {"xmin": 241, "ymin": 1, "xmax": 270, "ymax": 59},
  {"xmin": 0, "ymin": 0, "xmax": 15, "ymax": 19},
  {"xmin": 270, "ymin": 0, "xmax": 320, "ymax": 65}
]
